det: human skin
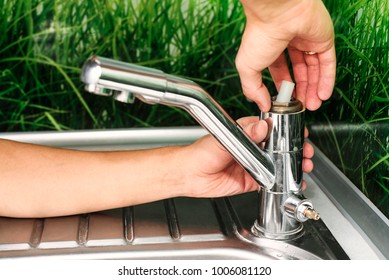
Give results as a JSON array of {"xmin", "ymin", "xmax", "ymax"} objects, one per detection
[
  {"xmin": 0, "ymin": 117, "xmax": 313, "ymax": 218},
  {"xmin": 236, "ymin": 0, "xmax": 336, "ymax": 112}
]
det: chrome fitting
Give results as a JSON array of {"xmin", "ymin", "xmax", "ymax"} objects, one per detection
[{"xmin": 284, "ymin": 195, "xmax": 320, "ymax": 222}]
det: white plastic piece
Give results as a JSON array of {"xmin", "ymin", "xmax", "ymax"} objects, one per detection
[{"xmin": 276, "ymin": 80, "xmax": 295, "ymax": 102}]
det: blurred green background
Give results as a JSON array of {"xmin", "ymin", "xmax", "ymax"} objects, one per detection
[{"xmin": 0, "ymin": 0, "xmax": 388, "ymax": 217}]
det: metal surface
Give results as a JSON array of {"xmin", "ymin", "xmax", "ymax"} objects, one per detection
[
  {"xmin": 307, "ymin": 144, "xmax": 389, "ymax": 259},
  {"xmin": 0, "ymin": 128, "xmax": 387, "ymax": 259},
  {"xmin": 0, "ymin": 196, "xmax": 346, "ymax": 260},
  {"xmin": 81, "ymin": 56, "xmax": 276, "ymax": 189},
  {"xmin": 80, "ymin": 56, "xmax": 320, "ymax": 239},
  {"xmin": 253, "ymin": 99, "xmax": 317, "ymax": 239}
]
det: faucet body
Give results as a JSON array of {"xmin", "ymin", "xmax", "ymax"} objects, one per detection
[
  {"xmin": 252, "ymin": 100, "xmax": 317, "ymax": 239},
  {"xmin": 81, "ymin": 56, "xmax": 319, "ymax": 239}
]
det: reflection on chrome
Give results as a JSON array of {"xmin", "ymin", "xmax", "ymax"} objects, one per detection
[{"xmin": 81, "ymin": 56, "xmax": 319, "ymax": 240}]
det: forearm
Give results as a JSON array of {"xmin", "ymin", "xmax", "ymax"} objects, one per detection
[{"xmin": 0, "ymin": 139, "xmax": 187, "ymax": 218}]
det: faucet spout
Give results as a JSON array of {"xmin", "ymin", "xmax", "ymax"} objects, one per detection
[
  {"xmin": 81, "ymin": 56, "xmax": 276, "ymax": 189},
  {"xmin": 81, "ymin": 56, "xmax": 321, "ymax": 240}
]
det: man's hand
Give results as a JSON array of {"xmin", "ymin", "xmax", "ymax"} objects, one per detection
[{"xmin": 236, "ymin": 0, "xmax": 336, "ymax": 112}]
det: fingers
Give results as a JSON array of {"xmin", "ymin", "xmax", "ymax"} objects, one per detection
[
  {"xmin": 242, "ymin": 46, "xmax": 335, "ymax": 112},
  {"xmin": 268, "ymin": 52, "xmax": 293, "ymax": 92},
  {"xmin": 317, "ymin": 45, "xmax": 336, "ymax": 102},
  {"xmin": 289, "ymin": 48, "xmax": 322, "ymax": 110},
  {"xmin": 235, "ymin": 25, "xmax": 284, "ymax": 112},
  {"xmin": 237, "ymin": 117, "xmax": 268, "ymax": 143},
  {"xmin": 304, "ymin": 127, "xmax": 309, "ymax": 138},
  {"xmin": 288, "ymin": 48, "xmax": 308, "ymax": 105},
  {"xmin": 235, "ymin": 116, "xmax": 261, "ymax": 127},
  {"xmin": 303, "ymin": 142, "xmax": 314, "ymax": 158},
  {"xmin": 236, "ymin": 66, "xmax": 272, "ymax": 112},
  {"xmin": 303, "ymin": 158, "xmax": 314, "ymax": 173},
  {"xmin": 288, "ymin": 46, "xmax": 336, "ymax": 111},
  {"xmin": 235, "ymin": 40, "xmax": 271, "ymax": 112},
  {"xmin": 303, "ymin": 142, "xmax": 314, "ymax": 173},
  {"xmin": 237, "ymin": 118, "xmax": 314, "ymax": 174},
  {"xmin": 237, "ymin": 118, "xmax": 314, "ymax": 155},
  {"xmin": 304, "ymin": 52, "xmax": 322, "ymax": 110},
  {"xmin": 237, "ymin": 117, "xmax": 313, "ymax": 194}
]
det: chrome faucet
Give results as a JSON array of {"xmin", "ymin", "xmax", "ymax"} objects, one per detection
[{"xmin": 81, "ymin": 56, "xmax": 319, "ymax": 240}]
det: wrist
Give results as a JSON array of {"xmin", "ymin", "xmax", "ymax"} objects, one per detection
[
  {"xmin": 241, "ymin": 0, "xmax": 309, "ymax": 24},
  {"xmin": 153, "ymin": 145, "xmax": 194, "ymax": 199}
]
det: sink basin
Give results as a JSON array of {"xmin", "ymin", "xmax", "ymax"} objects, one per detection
[
  {"xmin": 0, "ymin": 127, "xmax": 387, "ymax": 259},
  {"xmin": 0, "ymin": 196, "xmax": 346, "ymax": 260}
]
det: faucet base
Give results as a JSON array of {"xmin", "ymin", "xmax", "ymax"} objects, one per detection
[{"xmin": 251, "ymin": 220, "xmax": 304, "ymax": 240}]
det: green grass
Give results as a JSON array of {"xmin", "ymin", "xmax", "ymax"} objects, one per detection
[
  {"xmin": 0, "ymin": 0, "xmax": 250, "ymax": 130},
  {"xmin": 0, "ymin": 0, "xmax": 387, "ymax": 216},
  {"xmin": 308, "ymin": 0, "xmax": 388, "ymax": 216}
]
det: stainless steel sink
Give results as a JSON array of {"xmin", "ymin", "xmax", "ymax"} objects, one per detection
[
  {"xmin": 0, "ymin": 196, "xmax": 346, "ymax": 260},
  {"xmin": 0, "ymin": 127, "xmax": 388, "ymax": 259}
]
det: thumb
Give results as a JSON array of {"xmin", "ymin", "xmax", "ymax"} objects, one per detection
[{"xmin": 237, "ymin": 118, "xmax": 269, "ymax": 144}]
